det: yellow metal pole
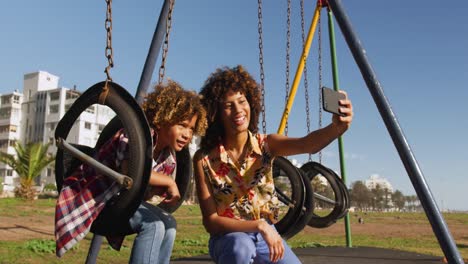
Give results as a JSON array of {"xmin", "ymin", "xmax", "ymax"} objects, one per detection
[{"xmin": 277, "ymin": 4, "xmax": 321, "ymax": 134}]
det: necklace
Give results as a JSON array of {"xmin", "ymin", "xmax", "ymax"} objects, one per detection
[{"xmin": 226, "ymin": 148, "xmax": 247, "ymax": 170}]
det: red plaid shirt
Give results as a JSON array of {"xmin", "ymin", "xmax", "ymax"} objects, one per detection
[{"xmin": 55, "ymin": 129, "xmax": 176, "ymax": 257}]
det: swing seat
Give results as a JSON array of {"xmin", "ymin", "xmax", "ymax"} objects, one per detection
[
  {"xmin": 300, "ymin": 161, "xmax": 350, "ymax": 228},
  {"xmin": 55, "ymin": 81, "xmax": 153, "ymax": 236},
  {"xmin": 273, "ymin": 157, "xmax": 314, "ymax": 239}
]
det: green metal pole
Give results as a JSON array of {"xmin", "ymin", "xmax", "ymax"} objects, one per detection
[{"xmin": 327, "ymin": 7, "xmax": 352, "ymax": 248}]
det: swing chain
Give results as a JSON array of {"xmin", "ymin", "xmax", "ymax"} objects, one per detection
[
  {"xmin": 104, "ymin": 0, "xmax": 113, "ymax": 83},
  {"xmin": 300, "ymin": 0, "xmax": 312, "ymax": 162},
  {"xmin": 284, "ymin": 0, "xmax": 291, "ymax": 136},
  {"xmin": 258, "ymin": 0, "xmax": 267, "ymax": 134},
  {"xmin": 159, "ymin": 0, "xmax": 176, "ymax": 84},
  {"xmin": 318, "ymin": 15, "xmax": 323, "ymax": 164}
]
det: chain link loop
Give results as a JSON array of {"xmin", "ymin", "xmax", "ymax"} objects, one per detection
[
  {"xmin": 158, "ymin": 0, "xmax": 176, "ymax": 84},
  {"xmin": 258, "ymin": 0, "xmax": 267, "ymax": 135},
  {"xmin": 300, "ymin": 0, "xmax": 312, "ymax": 161},
  {"xmin": 104, "ymin": 0, "xmax": 113, "ymax": 83},
  {"xmin": 318, "ymin": 15, "xmax": 323, "ymax": 164},
  {"xmin": 284, "ymin": 0, "xmax": 291, "ymax": 136}
]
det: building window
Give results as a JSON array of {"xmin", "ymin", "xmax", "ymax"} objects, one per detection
[
  {"xmin": 6, "ymin": 169, "xmax": 12, "ymax": 176},
  {"xmin": 98, "ymin": 124, "xmax": 105, "ymax": 134},
  {"xmin": 84, "ymin": 122, "xmax": 91, "ymax": 130},
  {"xmin": 13, "ymin": 95, "xmax": 20, "ymax": 104},
  {"xmin": 66, "ymin": 90, "xmax": 80, "ymax": 100},
  {"xmin": 50, "ymin": 92, "xmax": 60, "ymax": 101},
  {"xmin": 49, "ymin": 104, "xmax": 59, "ymax": 114},
  {"xmin": 1, "ymin": 95, "xmax": 11, "ymax": 104},
  {"xmin": 0, "ymin": 108, "xmax": 11, "ymax": 119},
  {"xmin": 86, "ymin": 106, "xmax": 95, "ymax": 114}
]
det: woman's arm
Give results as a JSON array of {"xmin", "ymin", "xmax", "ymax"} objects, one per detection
[{"xmin": 268, "ymin": 91, "xmax": 353, "ymax": 157}]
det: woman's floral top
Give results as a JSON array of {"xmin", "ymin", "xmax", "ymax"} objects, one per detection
[{"xmin": 201, "ymin": 131, "xmax": 279, "ymax": 222}]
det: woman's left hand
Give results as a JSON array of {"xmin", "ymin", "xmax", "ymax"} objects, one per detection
[{"xmin": 332, "ymin": 90, "xmax": 353, "ymax": 133}]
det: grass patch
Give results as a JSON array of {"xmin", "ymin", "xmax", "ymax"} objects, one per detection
[{"xmin": 1, "ymin": 199, "xmax": 467, "ymax": 263}]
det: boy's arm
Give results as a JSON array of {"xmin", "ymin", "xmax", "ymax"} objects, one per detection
[{"xmin": 121, "ymin": 160, "xmax": 180, "ymax": 204}]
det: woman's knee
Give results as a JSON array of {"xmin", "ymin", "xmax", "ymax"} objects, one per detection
[{"xmin": 212, "ymin": 233, "xmax": 256, "ymax": 264}]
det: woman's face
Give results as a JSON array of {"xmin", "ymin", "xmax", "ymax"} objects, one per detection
[
  {"xmin": 157, "ymin": 115, "xmax": 197, "ymax": 151},
  {"xmin": 220, "ymin": 89, "xmax": 250, "ymax": 135}
]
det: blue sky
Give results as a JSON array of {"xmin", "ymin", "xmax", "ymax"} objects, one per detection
[{"xmin": 1, "ymin": 1, "xmax": 467, "ymax": 211}]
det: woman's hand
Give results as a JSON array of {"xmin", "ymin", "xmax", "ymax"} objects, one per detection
[
  {"xmin": 332, "ymin": 90, "xmax": 353, "ymax": 134},
  {"xmin": 258, "ymin": 220, "xmax": 284, "ymax": 263}
]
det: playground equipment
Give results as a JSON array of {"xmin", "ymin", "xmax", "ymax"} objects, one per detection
[
  {"xmin": 54, "ymin": 0, "xmax": 465, "ymax": 263},
  {"xmin": 273, "ymin": 0, "xmax": 464, "ymax": 263}
]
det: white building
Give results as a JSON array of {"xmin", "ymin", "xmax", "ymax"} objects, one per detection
[
  {"xmin": 1, "ymin": 71, "xmax": 115, "ymax": 194},
  {"xmin": 365, "ymin": 174, "xmax": 394, "ymax": 209},
  {"xmin": 0, "ymin": 90, "xmax": 23, "ymax": 193},
  {"xmin": 365, "ymin": 174, "xmax": 393, "ymax": 192}
]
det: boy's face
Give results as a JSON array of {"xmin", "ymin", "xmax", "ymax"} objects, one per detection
[{"xmin": 158, "ymin": 115, "xmax": 197, "ymax": 151}]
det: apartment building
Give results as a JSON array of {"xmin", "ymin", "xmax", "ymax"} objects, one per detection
[{"xmin": 1, "ymin": 71, "xmax": 115, "ymax": 194}]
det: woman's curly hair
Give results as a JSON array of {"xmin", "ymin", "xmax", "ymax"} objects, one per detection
[
  {"xmin": 142, "ymin": 80, "xmax": 207, "ymax": 136},
  {"xmin": 199, "ymin": 65, "xmax": 261, "ymax": 151}
]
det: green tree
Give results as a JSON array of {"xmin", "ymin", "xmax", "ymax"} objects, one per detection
[
  {"xmin": 371, "ymin": 184, "xmax": 384, "ymax": 211},
  {"xmin": 392, "ymin": 190, "xmax": 406, "ymax": 211},
  {"xmin": 350, "ymin": 181, "xmax": 371, "ymax": 211},
  {"xmin": 0, "ymin": 142, "xmax": 55, "ymax": 200}
]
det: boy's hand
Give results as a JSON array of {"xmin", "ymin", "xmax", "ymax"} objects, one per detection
[{"xmin": 161, "ymin": 180, "xmax": 181, "ymax": 205}]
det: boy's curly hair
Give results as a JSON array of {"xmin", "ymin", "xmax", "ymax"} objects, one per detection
[
  {"xmin": 199, "ymin": 65, "xmax": 261, "ymax": 151},
  {"xmin": 142, "ymin": 80, "xmax": 207, "ymax": 136}
]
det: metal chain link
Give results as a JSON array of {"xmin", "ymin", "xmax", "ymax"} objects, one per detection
[
  {"xmin": 104, "ymin": 0, "xmax": 113, "ymax": 83},
  {"xmin": 159, "ymin": 0, "xmax": 175, "ymax": 84},
  {"xmin": 318, "ymin": 15, "xmax": 323, "ymax": 164},
  {"xmin": 284, "ymin": 0, "xmax": 291, "ymax": 136},
  {"xmin": 301, "ymin": 0, "xmax": 312, "ymax": 161},
  {"xmin": 258, "ymin": 0, "xmax": 267, "ymax": 135}
]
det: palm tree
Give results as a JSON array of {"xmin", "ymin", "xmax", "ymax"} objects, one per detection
[{"xmin": 0, "ymin": 142, "xmax": 55, "ymax": 200}]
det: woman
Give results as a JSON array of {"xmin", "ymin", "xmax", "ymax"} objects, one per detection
[{"xmin": 193, "ymin": 65, "xmax": 353, "ymax": 264}]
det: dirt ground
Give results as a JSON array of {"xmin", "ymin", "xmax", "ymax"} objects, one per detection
[
  {"xmin": 0, "ymin": 206, "xmax": 56, "ymax": 241},
  {"xmin": 1, "ymin": 206, "xmax": 467, "ymax": 251}
]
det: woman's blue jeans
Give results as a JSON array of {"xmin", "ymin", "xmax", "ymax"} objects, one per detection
[
  {"xmin": 208, "ymin": 225, "xmax": 301, "ymax": 264},
  {"xmin": 128, "ymin": 202, "xmax": 176, "ymax": 264}
]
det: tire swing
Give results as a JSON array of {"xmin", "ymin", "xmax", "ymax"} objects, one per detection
[
  {"xmin": 93, "ymin": 119, "xmax": 192, "ymax": 215},
  {"xmin": 299, "ymin": 6, "xmax": 350, "ymax": 229},
  {"xmin": 257, "ymin": 0, "xmax": 313, "ymax": 239},
  {"xmin": 300, "ymin": 161, "xmax": 348, "ymax": 228},
  {"xmin": 272, "ymin": 157, "xmax": 304, "ymax": 237},
  {"xmin": 55, "ymin": 82, "xmax": 152, "ymax": 236}
]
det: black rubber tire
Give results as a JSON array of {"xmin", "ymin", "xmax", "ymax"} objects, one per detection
[
  {"xmin": 95, "ymin": 116, "xmax": 192, "ymax": 214},
  {"xmin": 55, "ymin": 81, "xmax": 152, "ymax": 236},
  {"xmin": 281, "ymin": 166, "xmax": 315, "ymax": 239},
  {"xmin": 319, "ymin": 164, "xmax": 350, "ymax": 219},
  {"xmin": 301, "ymin": 161, "xmax": 345, "ymax": 228},
  {"xmin": 273, "ymin": 156, "xmax": 305, "ymax": 238},
  {"xmin": 157, "ymin": 147, "xmax": 192, "ymax": 213}
]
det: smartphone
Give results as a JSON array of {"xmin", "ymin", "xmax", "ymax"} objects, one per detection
[{"xmin": 322, "ymin": 86, "xmax": 346, "ymax": 116}]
